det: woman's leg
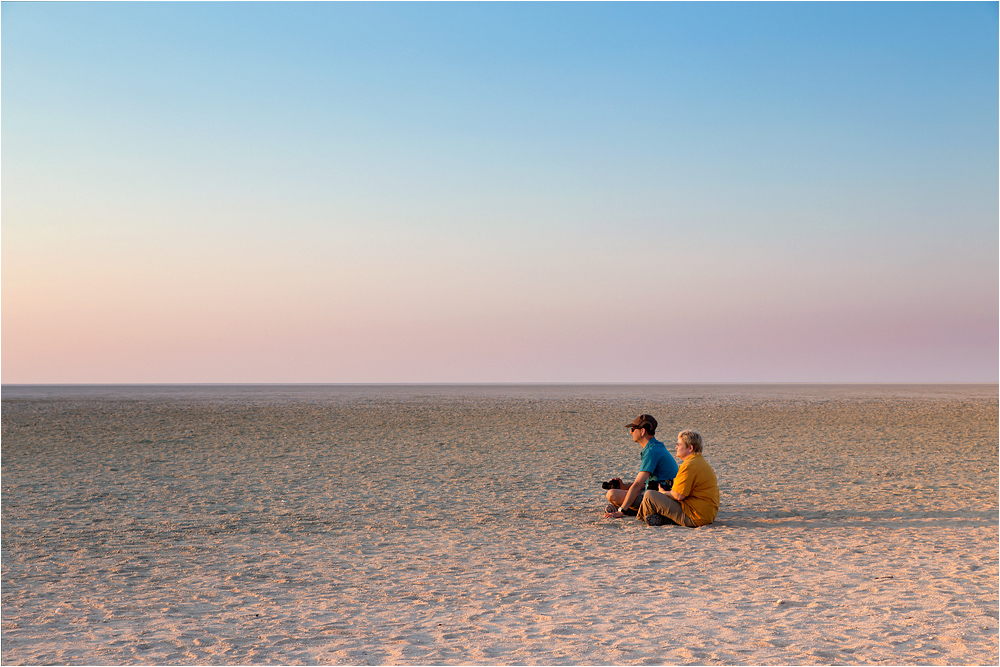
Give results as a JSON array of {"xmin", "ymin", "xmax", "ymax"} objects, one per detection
[{"xmin": 637, "ymin": 490, "xmax": 696, "ymax": 526}]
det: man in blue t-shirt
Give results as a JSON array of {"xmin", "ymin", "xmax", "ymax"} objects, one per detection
[{"xmin": 604, "ymin": 414, "xmax": 679, "ymax": 518}]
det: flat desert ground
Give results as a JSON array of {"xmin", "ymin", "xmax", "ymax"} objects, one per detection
[{"xmin": 2, "ymin": 384, "xmax": 997, "ymax": 665}]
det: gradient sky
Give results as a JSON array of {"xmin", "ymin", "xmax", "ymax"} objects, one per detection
[{"xmin": 3, "ymin": 1, "xmax": 997, "ymax": 383}]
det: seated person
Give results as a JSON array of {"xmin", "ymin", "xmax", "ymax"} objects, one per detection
[
  {"xmin": 603, "ymin": 414, "xmax": 679, "ymax": 518},
  {"xmin": 637, "ymin": 430, "xmax": 719, "ymax": 527}
]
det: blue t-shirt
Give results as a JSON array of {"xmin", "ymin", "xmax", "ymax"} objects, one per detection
[{"xmin": 639, "ymin": 437, "xmax": 679, "ymax": 482}]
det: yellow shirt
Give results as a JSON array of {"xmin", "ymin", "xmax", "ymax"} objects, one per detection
[{"xmin": 672, "ymin": 453, "xmax": 719, "ymax": 526}]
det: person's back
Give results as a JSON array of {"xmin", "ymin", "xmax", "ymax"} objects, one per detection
[{"xmin": 640, "ymin": 436, "xmax": 679, "ymax": 486}]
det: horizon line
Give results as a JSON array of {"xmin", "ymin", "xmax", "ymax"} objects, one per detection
[{"xmin": 3, "ymin": 381, "xmax": 997, "ymax": 387}]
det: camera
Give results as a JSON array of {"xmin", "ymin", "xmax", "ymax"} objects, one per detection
[
  {"xmin": 646, "ymin": 478, "xmax": 673, "ymax": 492},
  {"xmin": 601, "ymin": 478, "xmax": 623, "ymax": 490}
]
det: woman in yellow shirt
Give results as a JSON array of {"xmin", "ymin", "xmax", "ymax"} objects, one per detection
[{"xmin": 638, "ymin": 430, "xmax": 719, "ymax": 527}]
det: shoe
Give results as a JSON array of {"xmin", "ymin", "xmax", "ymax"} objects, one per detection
[
  {"xmin": 605, "ymin": 502, "xmax": 637, "ymax": 515},
  {"xmin": 645, "ymin": 513, "xmax": 668, "ymax": 526}
]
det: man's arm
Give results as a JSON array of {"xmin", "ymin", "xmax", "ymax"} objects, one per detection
[{"xmin": 606, "ymin": 471, "xmax": 650, "ymax": 517}]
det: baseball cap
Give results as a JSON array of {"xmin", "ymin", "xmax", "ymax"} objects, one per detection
[{"xmin": 626, "ymin": 414, "xmax": 657, "ymax": 432}]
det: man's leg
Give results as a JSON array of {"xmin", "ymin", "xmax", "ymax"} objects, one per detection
[
  {"xmin": 637, "ymin": 490, "xmax": 697, "ymax": 527},
  {"xmin": 605, "ymin": 488, "xmax": 642, "ymax": 514}
]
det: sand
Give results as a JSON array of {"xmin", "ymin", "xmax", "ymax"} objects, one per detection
[{"xmin": 1, "ymin": 384, "xmax": 997, "ymax": 665}]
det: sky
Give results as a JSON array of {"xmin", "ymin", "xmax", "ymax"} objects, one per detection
[{"xmin": 2, "ymin": 1, "xmax": 997, "ymax": 384}]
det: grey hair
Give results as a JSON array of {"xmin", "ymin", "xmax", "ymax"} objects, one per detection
[{"xmin": 678, "ymin": 430, "xmax": 703, "ymax": 453}]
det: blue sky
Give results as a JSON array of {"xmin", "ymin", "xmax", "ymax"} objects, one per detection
[{"xmin": 3, "ymin": 2, "xmax": 997, "ymax": 383}]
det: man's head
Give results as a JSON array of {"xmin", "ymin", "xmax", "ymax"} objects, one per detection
[
  {"xmin": 626, "ymin": 414, "xmax": 657, "ymax": 438},
  {"xmin": 676, "ymin": 430, "xmax": 703, "ymax": 456}
]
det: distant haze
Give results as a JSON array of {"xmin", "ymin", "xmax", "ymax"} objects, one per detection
[{"xmin": 2, "ymin": 2, "xmax": 997, "ymax": 383}]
